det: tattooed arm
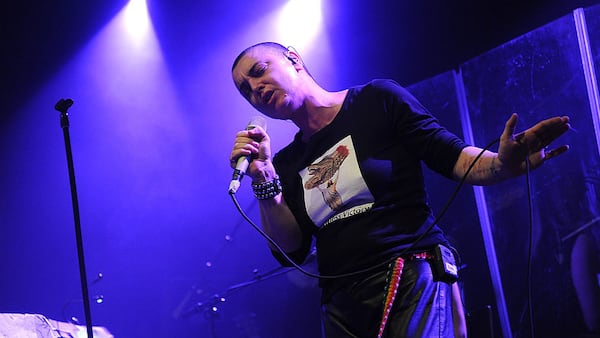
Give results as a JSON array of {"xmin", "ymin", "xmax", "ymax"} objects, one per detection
[{"xmin": 452, "ymin": 113, "xmax": 570, "ymax": 185}]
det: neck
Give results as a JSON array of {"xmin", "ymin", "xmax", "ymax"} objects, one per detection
[{"xmin": 295, "ymin": 89, "xmax": 348, "ymax": 142}]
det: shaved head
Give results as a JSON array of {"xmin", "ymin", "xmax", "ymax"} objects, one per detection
[{"xmin": 232, "ymin": 42, "xmax": 288, "ymax": 72}]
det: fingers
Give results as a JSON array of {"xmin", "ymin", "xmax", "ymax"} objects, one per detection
[
  {"xmin": 546, "ymin": 116, "xmax": 571, "ymax": 142},
  {"xmin": 543, "ymin": 144, "xmax": 570, "ymax": 161},
  {"xmin": 525, "ymin": 144, "xmax": 569, "ymax": 172},
  {"xmin": 230, "ymin": 138, "xmax": 259, "ymax": 168},
  {"xmin": 514, "ymin": 116, "xmax": 570, "ymax": 152},
  {"xmin": 498, "ymin": 114, "xmax": 570, "ymax": 176},
  {"xmin": 533, "ymin": 116, "xmax": 570, "ymax": 138},
  {"xmin": 229, "ymin": 127, "xmax": 271, "ymax": 169}
]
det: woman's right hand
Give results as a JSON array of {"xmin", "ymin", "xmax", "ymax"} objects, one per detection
[{"xmin": 229, "ymin": 125, "xmax": 275, "ymax": 182}]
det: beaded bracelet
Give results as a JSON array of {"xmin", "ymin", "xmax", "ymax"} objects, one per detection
[{"xmin": 251, "ymin": 177, "xmax": 282, "ymax": 200}]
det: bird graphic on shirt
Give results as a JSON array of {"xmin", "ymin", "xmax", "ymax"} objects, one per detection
[{"xmin": 304, "ymin": 145, "xmax": 349, "ymax": 210}]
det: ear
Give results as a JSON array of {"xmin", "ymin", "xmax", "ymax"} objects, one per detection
[{"xmin": 285, "ymin": 49, "xmax": 302, "ymax": 69}]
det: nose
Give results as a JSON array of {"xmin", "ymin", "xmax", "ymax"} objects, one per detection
[{"xmin": 248, "ymin": 79, "xmax": 265, "ymax": 103}]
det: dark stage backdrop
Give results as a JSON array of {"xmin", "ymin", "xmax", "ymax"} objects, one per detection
[{"xmin": 407, "ymin": 5, "xmax": 600, "ymax": 337}]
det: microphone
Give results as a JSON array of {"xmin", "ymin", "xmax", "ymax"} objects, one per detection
[
  {"xmin": 228, "ymin": 116, "xmax": 267, "ymax": 194},
  {"xmin": 54, "ymin": 98, "xmax": 74, "ymax": 114}
]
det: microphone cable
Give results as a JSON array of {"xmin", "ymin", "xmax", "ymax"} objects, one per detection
[
  {"xmin": 229, "ymin": 134, "xmax": 543, "ymax": 337},
  {"xmin": 524, "ymin": 154, "xmax": 535, "ymax": 338},
  {"xmin": 229, "ymin": 136, "xmax": 503, "ymax": 280}
]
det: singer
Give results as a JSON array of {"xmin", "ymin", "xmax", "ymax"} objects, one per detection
[{"xmin": 228, "ymin": 42, "xmax": 570, "ymax": 337}]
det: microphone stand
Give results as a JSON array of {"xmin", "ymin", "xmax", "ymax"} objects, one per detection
[
  {"xmin": 181, "ymin": 265, "xmax": 291, "ymax": 319},
  {"xmin": 54, "ymin": 98, "xmax": 94, "ymax": 338},
  {"xmin": 561, "ymin": 215, "xmax": 600, "ymax": 242},
  {"xmin": 180, "ymin": 248, "xmax": 318, "ymax": 337},
  {"xmin": 180, "ymin": 265, "xmax": 292, "ymax": 337}
]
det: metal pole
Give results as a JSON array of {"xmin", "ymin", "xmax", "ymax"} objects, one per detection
[{"xmin": 55, "ymin": 98, "xmax": 94, "ymax": 338}]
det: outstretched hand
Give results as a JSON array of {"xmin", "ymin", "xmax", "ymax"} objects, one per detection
[{"xmin": 497, "ymin": 113, "xmax": 571, "ymax": 177}]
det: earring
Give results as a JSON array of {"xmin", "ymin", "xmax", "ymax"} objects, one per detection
[
  {"xmin": 285, "ymin": 52, "xmax": 298, "ymax": 64},
  {"xmin": 284, "ymin": 48, "xmax": 299, "ymax": 64}
]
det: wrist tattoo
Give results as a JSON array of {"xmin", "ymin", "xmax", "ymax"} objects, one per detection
[{"xmin": 490, "ymin": 156, "xmax": 503, "ymax": 180}]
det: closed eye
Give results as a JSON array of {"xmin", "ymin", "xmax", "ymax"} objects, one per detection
[
  {"xmin": 237, "ymin": 62, "xmax": 268, "ymax": 100},
  {"xmin": 249, "ymin": 62, "xmax": 268, "ymax": 77}
]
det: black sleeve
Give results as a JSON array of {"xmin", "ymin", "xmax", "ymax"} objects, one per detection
[{"xmin": 376, "ymin": 79, "xmax": 469, "ymax": 178}]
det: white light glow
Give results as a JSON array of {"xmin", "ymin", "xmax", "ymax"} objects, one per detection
[
  {"xmin": 277, "ymin": 0, "xmax": 322, "ymax": 50},
  {"xmin": 124, "ymin": 0, "xmax": 150, "ymax": 42}
]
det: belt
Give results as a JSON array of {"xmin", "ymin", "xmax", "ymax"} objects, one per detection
[
  {"xmin": 377, "ymin": 250, "xmax": 432, "ymax": 338},
  {"xmin": 405, "ymin": 250, "xmax": 435, "ymax": 260}
]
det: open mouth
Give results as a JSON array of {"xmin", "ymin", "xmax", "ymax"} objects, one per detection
[{"xmin": 263, "ymin": 90, "xmax": 274, "ymax": 104}]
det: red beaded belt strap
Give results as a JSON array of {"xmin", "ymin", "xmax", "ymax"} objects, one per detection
[{"xmin": 377, "ymin": 251, "xmax": 433, "ymax": 338}]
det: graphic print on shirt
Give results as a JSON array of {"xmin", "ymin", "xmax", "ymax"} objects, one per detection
[{"xmin": 299, "ymin": 135, "xmax": 375, "ymax": 227}]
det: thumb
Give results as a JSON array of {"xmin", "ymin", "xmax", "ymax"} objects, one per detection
[{"xmin": 502, "ymin": 113, "xmax": 519, "ymax": 141}]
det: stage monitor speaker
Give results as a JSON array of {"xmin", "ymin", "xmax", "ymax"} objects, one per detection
[{"xmin": 0, "ymin": 313, "xmax": 113, "ymax": 338}]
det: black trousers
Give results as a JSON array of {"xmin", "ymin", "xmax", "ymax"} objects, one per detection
[{"xmin": 320, "ymin": 257, "xmax": 454, "ymax": 338}]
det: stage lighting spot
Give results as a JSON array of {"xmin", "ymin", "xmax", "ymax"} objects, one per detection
[
  {"xmin": 124, "ymin": 0, "xmax": 150, "ymax": 41},
  {"xmin": 278, "ymin": 0, "xmax": 322, "ymax": 49}
]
